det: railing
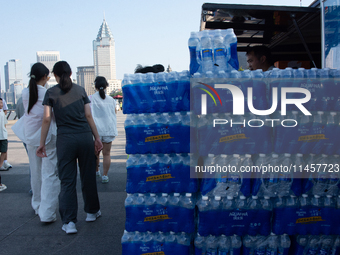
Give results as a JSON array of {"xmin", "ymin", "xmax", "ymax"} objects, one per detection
[{"xmin": 6, "ymin": 109, "xmax": 18, "ymax": 120}]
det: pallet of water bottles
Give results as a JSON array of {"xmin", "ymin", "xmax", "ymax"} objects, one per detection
[
  {"xmin": 124, "ymin": 193, "xmax": 196, "ymax": 233},
  {"xmin": 122, "ymin": 71, "xmax": 191, "ymax": 114},
  {"xmin": 126, "ymin": 154, "xmax": 198, "ymax": 194},
  {"xmin": 195, "ymin": 110, "xmax": 340, "ymax": 156},
  {"xmin": 191, "ymin": 68, "xmax": 340, "ymax": 116},
  {"xmin": 124, "ymin": 112, "xmax": 193, "ymax": 155}
]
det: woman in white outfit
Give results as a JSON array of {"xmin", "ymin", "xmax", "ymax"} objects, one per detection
[
  {"xmin": 12, "ymin": 63, "xmax": 59, "ymax": 222},
  {"xmin": 90, "ymin": 76, "xmax": 118, "ymax": 183}
]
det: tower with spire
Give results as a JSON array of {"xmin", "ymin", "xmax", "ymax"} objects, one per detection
[
  {"xmin": 93, "ymin": 18, "xmax": 116, "ymax": 81},
  {"xmin": 92, "ymin": 17, "xmax": 122, "ymax": 94}
]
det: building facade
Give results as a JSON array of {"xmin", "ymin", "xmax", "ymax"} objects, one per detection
[
  {"xmin": 76, "ymin": 66, "xmax": 95, "ymax": 96},
  {"xmin": 4, "ymin": 59, "xmax": 22, "ymax": 92},
  {"xmin": 93, "ymin": 19, "xmax": 121, "ymax": 95},
  {"xmin": 36, "ymin": 51, "xmax": 60, "ymax": 88}
]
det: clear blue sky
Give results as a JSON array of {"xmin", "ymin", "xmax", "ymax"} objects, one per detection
[{"xmin": 0, "ymin": 0, "xmax": 314, "ymax": 89}]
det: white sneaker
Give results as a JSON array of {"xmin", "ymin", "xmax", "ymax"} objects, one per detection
[
  {"xmin": 3, "ymin": 162, "xmax": 12, "ymax": 169},
  {"xmin": 62, "ymin": 221, "xmax": 77, "ymax": 234},
  {"xmin": 0, "ymin": 184, "xmax": 7, "ymax": 191},
  {"xmin": 102, "ymin": 175, "xmax": 109, "ymax": 183},
  {"xmin": 96, "ymin": 171, "xmax": 101, "ymax": 178},
  {"xmin": 0, "ymin": 166, "xmax": 9, "ymax": 171},
  {"xmin": 86, "ymin": 210, "xmax": 101, "ymax": 222}
]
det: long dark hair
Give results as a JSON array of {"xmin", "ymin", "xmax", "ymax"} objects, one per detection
[
  {"xmin": 94, "ymin": 76, "xmax": 108, "ymax": 99},
  {"xmin": 28, "ymin": 63, "xmax": 49, "ymax": 114},
  {"xmin": 52, "ymin": 61, "xmax": 72, "ymax": 93}
]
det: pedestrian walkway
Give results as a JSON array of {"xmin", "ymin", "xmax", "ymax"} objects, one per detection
[{"xmin": 0, "ymin": 111, "xmax": 127, "ymax": 255}]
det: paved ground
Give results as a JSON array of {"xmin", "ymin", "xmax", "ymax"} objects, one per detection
[{"xmin": 0, "ymin": 111, "xmax": 127, "ymax": 255}]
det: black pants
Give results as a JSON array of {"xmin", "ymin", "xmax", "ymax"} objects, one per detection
[{"xmin": 57, "ymin": 132, "xmax": 100, "ymax": 224}]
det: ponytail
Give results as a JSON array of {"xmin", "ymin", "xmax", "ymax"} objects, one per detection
[
  {"xmin": 94, "ymin": 76, "xmax": 108, "ymax": 100},
  {"xmin": 52, "ymin": 61, "xmax": 72, "ymax": 93},
  {"xmin": 28, "ymin": 63, "xmax": 49, "ymax": 114}
]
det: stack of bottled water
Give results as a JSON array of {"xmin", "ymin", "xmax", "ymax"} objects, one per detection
[
  {"xmin": 271, "ymin": 194, "xmax": 340, "ymax": 236},
  {"xmin": 125, "ymin": 193, "xmax": 195, "ymax": 233},
  {"xmin": 194, "ymin": 234, "xmax": 242, "ymax": 255},
  {"xmin": 126, "ymin": 154, "xmax": 198, "ymax": 193},
  {"xmin": 122, "ymin": 71, "xmax": 190, "ymax": 114},
  {"xmin": 196, "ymin": 195, "xmax": 272, "ymax": 237},
  {"xmin": 122, "ymin": 231, "xmax": 192, "ymax": 254},
  {"xmin": 188, "ymin": 29, "xmax": 239, "ymax": 75},
  {"xmin": 125, "ymin": 112, "xmax": 193, "ymax": 154},
  {"xmin": 292, "ymin": 235, "xmax": 340, "ymax": 254}
]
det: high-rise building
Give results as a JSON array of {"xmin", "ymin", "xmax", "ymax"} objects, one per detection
[
  {"xmin": 93, "ymin": 19, "xmax": 116, "ymax": 80},
  {"xmin": 77, "ymin": 66, "xmax": 95, "ymax": 96},
  {"xmin": 4, "ymin": 59, "xmax": 22, "ymax": 92},
  {"xmin": 93, "ymin": 19, "xmax": 121, "ymax": 94},
  {"xmin": 36, "ymin": 51, "xmax": 60, "ymax": 88}
]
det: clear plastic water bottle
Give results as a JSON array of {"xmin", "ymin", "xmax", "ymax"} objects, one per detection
[
  {"xmin": 179, "ymin": 193, "xmax": 195, "ymax": 233},
  {"xmin": 195, "ymin": 234, "xmax": 206, "ymax": 255},
  {"xmin": 206, "ymin": 235, "xmax": 219, "ymax": 255},
  {"xmin": 278, "ymin": 234, "xmax": 291, "ymax": 255},
  {"xmin": 188, "ymin": 31, "xmax": 201, "ymax": 75},
  {"xmin": 164, "ymin": 231, "xmax": 177, "ymax": 253},
  {"xmin": 285, "ymin": 195, "xmax": 299, "ymax": 235},
  {"xmin": 239, "ymin": 154, "xmax": 253, "ymax": 197},
  {"xmin": 266, "ymin": 233, "xmax": 279, "ymax": 255},
  {"xmin": 331, "ymin": 236, "xmax": 340, "ymax": 255},
  {"xmin": 319, "ymin": 236, "xmax": 334, "ymax": 255},
  {"xmin": 224, "ymin": 28, "xmax": 239, "ymax": 71},
  {"xmin": 261, "ymin": 154, "xmax": 280, "ymax": 197},
  {"xmin": 177, "ymin": 71, "xmax": 191, "ymax": 112},
  {"xmin": 201, "ymin": 154, "xmax": 217, "ymax": 196},
  {"xmin": 218, "ymin": 235, "xmax": 230, "ymax": 255},
  {"xmin": 277, "ymin": 153, "xmax": 293, "ymax": 197},
  {"xmin": 310, "ymin": 195, "xmax": 323, "ymax": 235},
  {"xmin": 213, "ymin": 154, "xmax": 229, "ymax": 197},
  {"xmin": 168, "ymin": 193, "xmax": 180, "ymax": 232},
  {"xmin": 226, "ymin": 154, "xmax": 242, "ymax": 197},
  {"xmin": 312, "ymin": 154, "xmax": 330, "ymax": 196},
  {"xmin": 213, "ymin": 29, "xmax": 227, "ymax": 73},
  {"xmin": 124, "ymin": 114, "xmax": 137, "ymax": 154},
  {"xmin": 305, "ymin": 236, "xmax": 320, "ymax": 255},
  {"xmin": 197, "ymin": 195, "xmax": 211, "ymax": 236},
  {"xmin": 235, "ymin": 195, "xmax": 248, "ymax": 236},
  {"xmin": 295, "ymin": 235, "xmax": 308, "ymax": 255},
  {"xmin": 154, "ymin": 72, "xmax": 168, "ymax": 112},
  {"xmin": 221, "ymin": 195, "xmax": 235, "ymax": 236},
  {"xmin": 156, "ymin": 193, "xmax": 169, "ymax": 232},
  {"xmin": 297, "ymin": 194, "xmax": 311, "ymax": 235},
  {"xmin": 272, "ymin": 196, "xmax": 286, "ymax": 235},
  {"xmin": 321, "ymin": 195, "xmax": 336, "ymax": 235},
  {"xmin": 260, "ymin": 196, "xmax": 273, "ymax": 236},
  {"xmin": 243, "ymin": 235, "xmax": 255, "ymax": 255},
  {"xmin": 248, "ymin": 195, "xmax": 262, "ymax": 236},
  {"xmin": 200, "ymin": 30, "xmax": 214, "ymax": 73},
  {"xmin": 167, "ymin": 72, "xmax": 180, "ymax": 113},
  {"xmin": 230, "ymin": 235, "xmax": 242, "ymax": 255},
  {"xmin": 131, "ymin": 194, "xmax": 145, "ymax": 232}
]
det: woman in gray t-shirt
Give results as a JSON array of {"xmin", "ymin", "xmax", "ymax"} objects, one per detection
[{"xmin": 37, "ymin": 61, "xmax": 103, "ymax": 234}]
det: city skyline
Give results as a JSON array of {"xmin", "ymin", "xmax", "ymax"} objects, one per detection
[{"xmin": 0, "ymin": 0, "xmax": 314, "ymax": 88}]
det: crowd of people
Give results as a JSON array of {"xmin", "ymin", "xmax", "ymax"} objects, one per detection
[{"xmin": 6, "ymin": 61, "xmax": 118, "ymax": 234}]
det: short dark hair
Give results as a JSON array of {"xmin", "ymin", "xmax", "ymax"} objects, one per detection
[
  {"xmin": 246, "ymin": 46, "xmax": 274, "ymax": 66},
  {"xmin": 134, "ymin": 64, "xmax": 165, "ymax": 74},
  {"xmin": 0, "ymin": 98, "xmax": 3, "ymax": 101}
]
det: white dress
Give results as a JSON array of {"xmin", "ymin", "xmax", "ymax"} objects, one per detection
[{"xmin": 12, "ymin": 85, "xmax": 60, "ymax": 222}]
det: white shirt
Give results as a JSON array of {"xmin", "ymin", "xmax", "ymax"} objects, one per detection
[
  {"xmin": 0, "ymin": 111, "xmax": 8, "ymax": 140},
  {"xmin": 89, "ymin": 92, "xmax": 118, "ymax": 137},
  {"xmin": 12, "ymin": 85, "xmax": 56, "ymax": 146}
]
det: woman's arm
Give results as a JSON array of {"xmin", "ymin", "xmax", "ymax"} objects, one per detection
[
  {"xmin": 84, "ymin": 103, "xmax": 103, "ymax": 153},
  {"xmin": 36, "ymin": 105, "xmax": 52, "ymax": 157}
]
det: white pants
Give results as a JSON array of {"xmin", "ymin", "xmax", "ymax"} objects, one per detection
[{"xmin": 26, "ymin": 135, "xmax": 60, "ymax": 222}]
